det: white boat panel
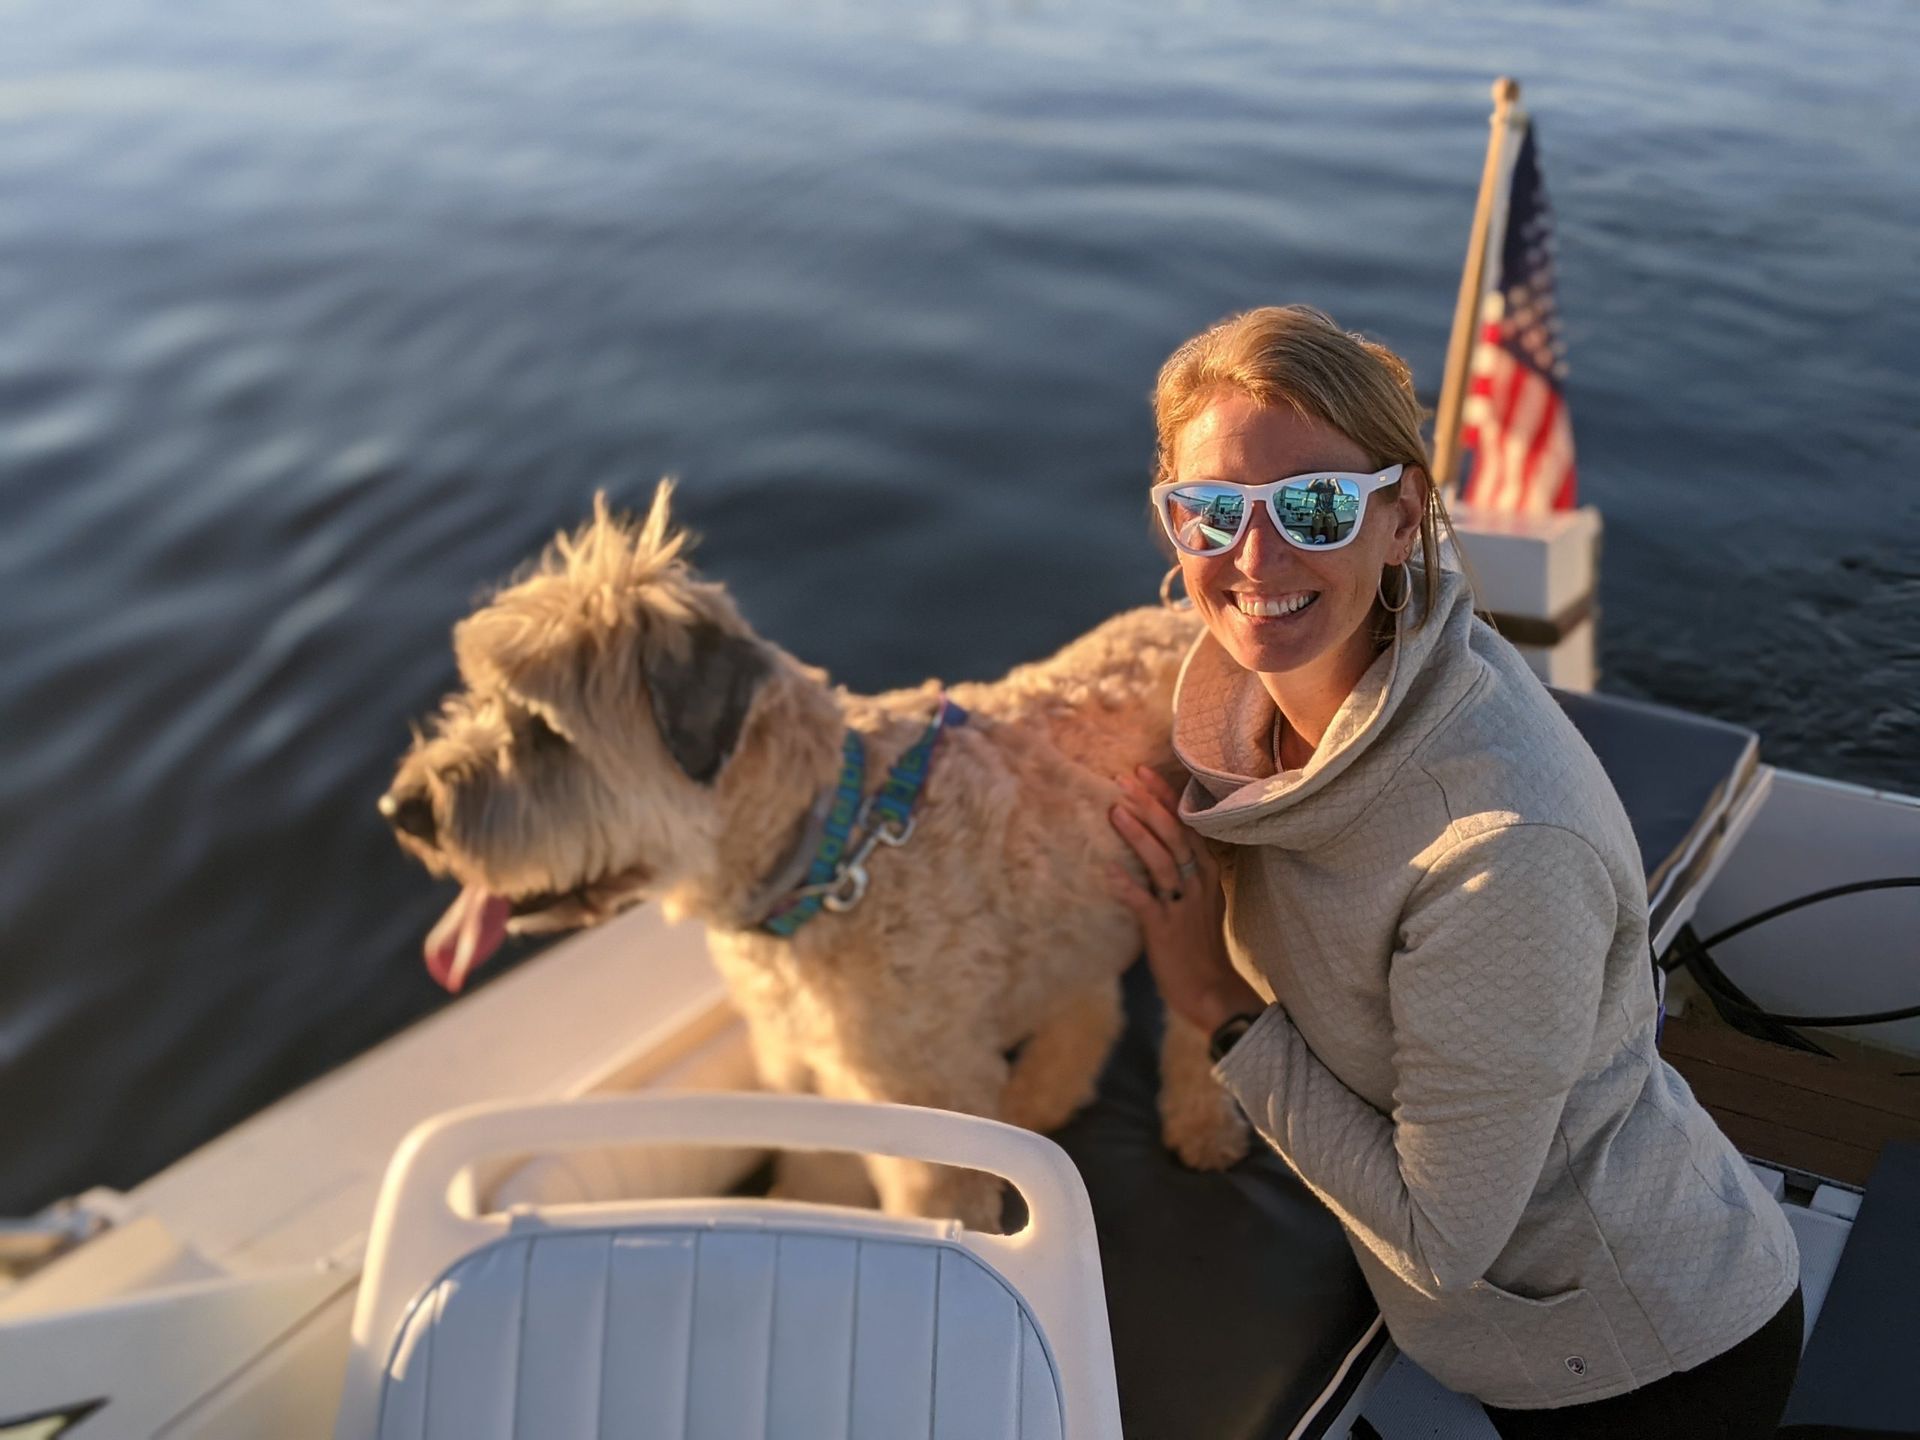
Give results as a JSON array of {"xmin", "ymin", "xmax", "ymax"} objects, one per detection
[
  {"xmin": 126, "ymin": 904, "xmax": 726, "ymax": 1276},
  {"xmin": 1451, "ymin": 504, "xmax": 1602, "ymax": 691},
  {"xmin": 1651, "ymin": 757, "xmax": 1772, "ymax": 957},
  {"xmin": 1747, "ymin": 1162, "xmax": 1787, "ymax": 1201},
  {"xmin": 0, "ymin": 911, "xmax": 731, "ymax": 1440},
  {"xmin": 1693, "ymin": 769, "xmax": 1920, "ymax": 1057},
  {"xmin": 1516, "ymin": 615, "xmax": 1596, "ymax": 692},
  {"xmin": 155, "ymin": 1285, "xmax": 355, "ymax": 1440},
  {"xmin": 0, "ymin": 1215, "xmax": 219, "ymax": 1320},
  {"xmin": 1810, "ymin": 1185, "xmax": 1862, "ymax": 1221},
  {"xmin": 0, "ymin": 1264, "xmax": 349, "ymax": 1440},
  {"xmin": 1785, "ymin": 1204, "xmax": 1852, "ymax": 1343},
  {"xmin": 1450, "ymin": 503, "xmax": 1601, "ymax": 624}
]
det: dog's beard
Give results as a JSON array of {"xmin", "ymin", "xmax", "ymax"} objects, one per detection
[{"xmin": 424, "ymin": 864, "xmax": 653, "ymax": 992}]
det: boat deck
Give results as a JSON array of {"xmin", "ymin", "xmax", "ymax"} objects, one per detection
[{"xmin": 1661, "ymin": 1011, "xmax": 1920, "ymax": 1187}]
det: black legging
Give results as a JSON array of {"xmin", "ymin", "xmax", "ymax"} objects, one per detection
[{"xmin": 1482, "ymin": 1284, "xmax": 1803, "ymax": 1439}]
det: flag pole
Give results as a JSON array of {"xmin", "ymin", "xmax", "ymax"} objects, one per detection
[{"xmin": 1432, "ymin": 76, "xmax": 1521, "ymax": 499}]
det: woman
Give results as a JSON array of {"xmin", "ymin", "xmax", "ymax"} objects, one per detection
[{"xmin": 1106, "ymin": 305, "xmax": 1803, "ymax": 1437}]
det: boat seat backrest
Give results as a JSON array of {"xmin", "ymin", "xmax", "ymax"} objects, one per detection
[
  {"xmin": 338, "ymin": 1094, "xmax": 1119, "ymax": 1439},
  {"xmin": 376, "ymin": 1222, "xmax": 1064, "ymax": 1440}
]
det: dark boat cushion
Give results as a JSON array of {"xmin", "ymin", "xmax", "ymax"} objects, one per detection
[
  {"xmin": 1047, "ymin": 962, "xmax": 1385, "ymax": 1440},
  {"xmin": 1549, "ymin": 687, "xmax": 1760, "ymax": 946},
  {"xmin": 1780, "ymin": 1142, "xmax": 1920, "ymax": 1437}
]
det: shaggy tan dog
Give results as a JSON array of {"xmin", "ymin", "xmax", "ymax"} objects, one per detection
[{"xmin": 380, "ymin": 482, "xmax": 1248, "ymax": 1228}]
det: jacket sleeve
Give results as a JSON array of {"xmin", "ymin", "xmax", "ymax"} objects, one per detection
[{"xmin": 1213, "ymin": 821, "xmax": 1617, "ymax": 1297}]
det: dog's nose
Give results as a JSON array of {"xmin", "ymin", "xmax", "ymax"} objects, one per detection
[{"xmin": 378, "ymin": 788, "xmax": 437, "ymax": 845}]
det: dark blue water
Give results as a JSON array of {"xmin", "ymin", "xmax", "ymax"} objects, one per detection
[{"xmin": 3, "ymin": 0, "xmax": 1915, "ymax": 1212}]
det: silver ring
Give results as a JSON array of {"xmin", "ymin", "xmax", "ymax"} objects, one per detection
[{"xmin": 1176, "ymin": 855, "xmax": 1199, "ymax": 879}]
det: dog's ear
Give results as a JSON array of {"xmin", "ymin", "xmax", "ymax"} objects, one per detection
[{"xmin": 643, "ymin": 620, "xmax": 771, "ymax": 784}]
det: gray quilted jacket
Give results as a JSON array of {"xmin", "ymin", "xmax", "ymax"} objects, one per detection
[{"xmin": 1177, "ymin": 564, "xmax": 1799, "ymax": 1410}]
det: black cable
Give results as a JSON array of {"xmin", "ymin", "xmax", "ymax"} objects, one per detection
[
  {"xmin": 1667, "ymin": 926, "xmax": 1830, "ymax": 1055},
  {"xmin": 1667, "ymin": 878, "xmax": 1920, "ymax": 1032},
  {"xmin": 1699, "ymin": 876, "xmax": 1920, "ymax": 950}
]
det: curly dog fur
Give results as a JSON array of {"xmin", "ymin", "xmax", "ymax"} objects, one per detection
[{"xmin": 382, "ymin": 482, "xmax": 1247, "ymax": 1228}]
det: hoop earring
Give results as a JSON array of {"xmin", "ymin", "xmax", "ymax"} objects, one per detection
[
  {"xmin": 1160, "ymin": 564, "xmax": 1191, "ymax": 611},
  {"xmin": 1379, "ymin": 560, "xmax": 1413, "ymax": 615}
]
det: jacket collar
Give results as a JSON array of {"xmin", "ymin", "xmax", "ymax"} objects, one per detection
[{"xmin": 1172, "ymin": 564, "xmax": 1485, "ymax": 852}]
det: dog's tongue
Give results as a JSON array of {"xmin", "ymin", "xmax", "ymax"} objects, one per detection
[{"xmin": 424, "ymin": 884, "xmax": 511, "ymax": 994}]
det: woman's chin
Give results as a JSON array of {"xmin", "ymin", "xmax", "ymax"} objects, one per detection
[{"xmin": 1216, "ymin": 601, "xmax": 1335, "ymax": 674}]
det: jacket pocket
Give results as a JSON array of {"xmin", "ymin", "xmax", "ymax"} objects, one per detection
[{"xmin": 1468, "ymin": 1280, "xmax": 1632, "ymax": 1401}]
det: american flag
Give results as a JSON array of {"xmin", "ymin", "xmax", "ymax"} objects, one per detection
[{"xmin": 1458, "ymin": 121, "xmax": 1576, "ymax": 513}]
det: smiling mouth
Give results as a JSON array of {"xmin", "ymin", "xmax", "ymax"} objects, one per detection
[{"xmin": 1233, "ymin": 591, "xmax": 1319, "ymax": 618}]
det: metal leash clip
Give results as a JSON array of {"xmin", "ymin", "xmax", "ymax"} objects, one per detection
[{"xmin": 821, "ymin": 813, "xmax": 916, "ymax": 913}]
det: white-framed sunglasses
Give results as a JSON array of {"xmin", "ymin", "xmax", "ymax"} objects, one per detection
[{"xmin": 1151, "ymin": 464, "xmax": 1405, "ymax": 557}]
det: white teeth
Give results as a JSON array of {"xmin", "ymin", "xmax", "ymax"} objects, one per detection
[{"xmin": 1235, "ymin": 592, "xmax": 1317, "ymax": 617}]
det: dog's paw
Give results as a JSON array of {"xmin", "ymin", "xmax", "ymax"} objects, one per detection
[
  {"xmin": 1161, "ymin": 1091, "xmax": 1251, "ymax": 1171},
  {"xmin": 868, "ymin": 1156, "xmax": 1010, "ymax": 1234},
  {"xmin": 949, "ymin": 1182, "xmax": 1012, "ymax": 1236}
]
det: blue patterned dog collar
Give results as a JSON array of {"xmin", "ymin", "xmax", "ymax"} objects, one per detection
[{"xmin": 760, "ymin": 695, "xmax": 967, "ymax": 936}]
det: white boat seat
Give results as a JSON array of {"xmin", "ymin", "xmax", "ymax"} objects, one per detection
[
  {"xmin": 334, "ymin": 1092, "xmax": 1123, "ymax": 1440},
  {"xmin": 1550, "ymin": 687, "xmax": 1765, "ymax": 951},
  {"xmin": 367, "ymin": 1226, "xmax": 1066, "ymax": 1440}
]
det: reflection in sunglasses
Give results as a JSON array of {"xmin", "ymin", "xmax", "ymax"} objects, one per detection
[
  {"xmin": 1180, "ymin": 518, "xmax": 1239, "ymax": 550},
  {"xmin": 1169, "ymin": 481, "xmax": 1362, "ymax": 553}
]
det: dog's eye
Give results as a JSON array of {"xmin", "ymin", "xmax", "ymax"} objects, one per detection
[{"xmin": 525, "ymin": 713, "xmax": 569, "ymax": 754}]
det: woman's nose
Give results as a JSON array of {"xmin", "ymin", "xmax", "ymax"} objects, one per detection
[{"xmin": 1235, "ymin": 504, "xmax": 1293, "ymax": 574}]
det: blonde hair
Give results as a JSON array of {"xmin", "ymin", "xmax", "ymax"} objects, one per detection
[{"xmin": 1152, "ymin": 304, "xmax": 1471, "ymax": 629}]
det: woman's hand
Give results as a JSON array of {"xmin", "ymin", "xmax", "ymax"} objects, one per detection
[{"xmin": 1105, "ymin": 765, "xmax": 1266, "ymax": 1035}]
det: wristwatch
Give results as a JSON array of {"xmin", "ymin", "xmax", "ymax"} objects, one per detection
[{"xmin": 1208, "ymin": 1010, "xmax": 1264, "ymax": 1064}]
